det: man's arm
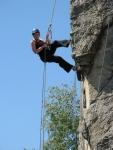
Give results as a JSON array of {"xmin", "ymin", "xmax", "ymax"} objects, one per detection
[{"xmin": 30, "ymin": 40, "xmax": 47, "ymax": 54}]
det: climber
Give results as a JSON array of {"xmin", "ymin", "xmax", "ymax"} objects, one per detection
[{"xmin": 30, "ymin": 28, "xmax": 76, "ymax": 73}]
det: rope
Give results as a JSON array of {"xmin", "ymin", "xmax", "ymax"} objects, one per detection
[
  {"xmin": 85, "ymin": 1, "xmax": 110, "ymax": 149},
  {"xmin": 76, "ymin": 2, "xmax": 110, "ymax": 54},
  {"xmin": 94, "ymin": 0, "xmax": 110, "ymax": 111},
  {"xmin": 39, "ymin": 60, "xmax": 46, "ymax": 150},
  {"xmin": 73, "ymin": 71, "xmax": 77, "ymax": 117},
  {"xmin": 77, "ymin": 1, "xmax": 111, "ymax": 149},
  {"xmin": 50, "ymin": 0, "xmax": 56, "ymax": 25},
  {"xmin": 97, "ymin": 23, "xmax": 109, "ymax": 93},
  {"xmin": 47, "ymin": 0, "xmax": 56, "ymax": 42},
  {"xmin": 73, "ymin": 72, "xmax": 79, "ymax": 146},
  {"xmin": 39, "ymin": 1, "xmax": 57, "ymax": 150},
  {"xmin": 93, "ymin": 21, "xmax": 109, "ymax": 105}
]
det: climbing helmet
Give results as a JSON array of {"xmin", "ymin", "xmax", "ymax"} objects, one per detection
[{"xmin": 32, "ymin": 28, "xmax": 40, "ymax": 35}]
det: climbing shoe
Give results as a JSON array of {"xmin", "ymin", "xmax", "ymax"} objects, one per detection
[{"xmin": 72, "ymin": 66, "xmax": 77, "ymax": 71}]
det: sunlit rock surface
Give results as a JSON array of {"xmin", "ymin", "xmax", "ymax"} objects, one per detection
[{"xmin": 70, "ymin": 0, "xmax": 113, "ymax": 149}]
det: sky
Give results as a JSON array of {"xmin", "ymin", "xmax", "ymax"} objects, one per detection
[{"xmin": 0, "ymin": 0, "xmax": 80, "ymax": 150}]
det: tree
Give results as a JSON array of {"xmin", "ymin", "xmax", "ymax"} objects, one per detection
[{"xmin": 43, "ymin": 84, "xmax": 79, "ymax": 150}]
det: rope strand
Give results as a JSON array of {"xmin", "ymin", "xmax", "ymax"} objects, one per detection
[
  {"xmin": 47, "ymin": 0, "xmax": 56, "ymax": 42},
  {"xmin": 86, "ymin": 1, "xmax": 110, "ymax": 149},
  {"xmin": 50, "ymin": 0, "xmax": 56, "ymax": 25},
  {"xmin": 40, "ymin": 1, "xmax": 57, "ymax": 150}
]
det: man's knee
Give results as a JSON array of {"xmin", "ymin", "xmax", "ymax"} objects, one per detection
[
  {"xmin": 51, "ymin": 40, "xmax": 57, "ymax": 46},
  {"xmin": 57, "ymin": 56, "xmax": 63, "ymax": 62}
]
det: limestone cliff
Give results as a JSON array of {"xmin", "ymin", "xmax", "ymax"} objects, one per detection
[{"xmin": 70, "ymin": 0, "xmax": 113, "ymax": 149}]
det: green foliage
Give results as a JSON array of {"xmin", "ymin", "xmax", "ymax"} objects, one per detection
[{"xmin": 43, "ymin": 84, "xmax": 80, "ymax": 150}]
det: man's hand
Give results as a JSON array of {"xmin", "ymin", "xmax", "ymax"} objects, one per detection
[
  {"xmin": 46, "ymin": 33, "xmax": 49, "ymax": 39},
  {"xmin": 42, "ymin": 43, "xmax": 47, "ymax": 48},
  {"xmin": 46, "ymin": 33, "xmax": 50, "ymax": 45}
]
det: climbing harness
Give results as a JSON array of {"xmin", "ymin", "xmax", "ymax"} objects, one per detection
[{"xmin": 39, "ymin": 1, "xmax": 57, "ymax": 150}]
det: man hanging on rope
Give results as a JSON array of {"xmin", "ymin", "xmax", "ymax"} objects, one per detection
[{"xmin": 30, "ymin": 28, "xmax": 76, "ymax": 73}]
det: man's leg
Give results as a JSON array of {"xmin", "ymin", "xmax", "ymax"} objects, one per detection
[
  {"xmin": 45, "ymin": 54, "xmax": 73, "ymax": 73},
  {"xmin": 49, "ymin": 40, "xmax": 70, "ymax": 55}
]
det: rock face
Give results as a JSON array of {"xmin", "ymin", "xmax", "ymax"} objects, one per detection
[{"xmin": 70, "ymin": 0, "xmax": 113, "ymax": 149}]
